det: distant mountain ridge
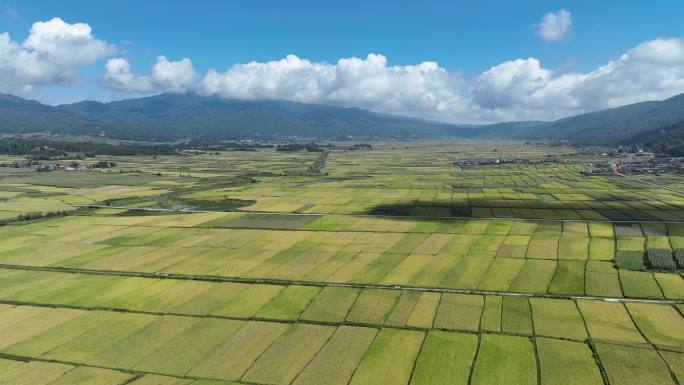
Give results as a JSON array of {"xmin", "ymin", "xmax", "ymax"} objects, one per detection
[
  {"xmin": 0, "ymin": 93, "xmax": 464, "ymax": 140},
  {"xmin": 1, "ymin": 92, "xmax": 684, "ymax": 143},
  {"xmin": 515, "ymin": 93, "xmax": 684, "ymax": 142}
]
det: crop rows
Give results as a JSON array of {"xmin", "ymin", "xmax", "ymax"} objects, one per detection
[
  {"xmin": 676, "ymin": 249, "xmax": 684, "ymax": 268},
  {"xmin": 2, "ymin": 143, "xmax": 684, "ymax": 384},
  {"xmin": 1, "ymin": 299, "xmax": 683, "ymax": 385},
  {"xmin": 615, "ymin": 250, "xmax": 647, "ymax": 270},
  {"xmin": 1, "ymin": 268, "xmax": 683, "ymax": 351},
  {"xmin": 648, "ymin": 249, "xmax": 677, "ymax": 270}
]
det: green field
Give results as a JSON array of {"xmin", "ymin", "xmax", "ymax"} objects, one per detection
[{"xmin": 0, "ymin": 140, "xmax": 683, "ymax": 384}]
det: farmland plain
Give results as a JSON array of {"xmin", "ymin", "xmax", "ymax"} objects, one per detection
[{"xmin": 0, "ymin": 140, "xmax": 683, "ymax": 384}]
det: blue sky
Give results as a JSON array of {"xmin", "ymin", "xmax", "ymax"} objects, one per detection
[{"xmin": 2, "ymin": 1, "xmax": 684, "ymax": 122}]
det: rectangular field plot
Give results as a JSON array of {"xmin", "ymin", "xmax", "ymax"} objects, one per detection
[
  {"xmin": 585, "ymin": 261, "xmax": 623, "ymax": 297},
  {"xmin": 299, "ymin": 286, "xmax": 360, "ymax": 323},
  {"xmin": 241, "ymin": 324, "xmax": 335, "ymax": 385},
  {"xmin": 0, "ymin": 359, "xmax": 136, "ymax": 385},
  {"xmin": 349, "ymin": 329, "xmax": 424, "ymax": 385},
  {"xmin": 596, "ymin": 343, "xmax": 676, "ymax": 385},
  {"xmin": 132, "ymin": 318, "xmax": 244, "ymax": 376},
  {"xmin": 433, "ymin": 293, "xmax": 483, "ymax": 331},
  {"xmin": 578, "ymin": 300, "xmax": 647, "ymax": 346},
  {"xmin": 405, "ymin": 292, "xmax": 441, "ymax": 328},
  {"xmin": 292, "ymin": 326, "xmax": 376, "ymax": 385},
  {"xmin": 509, "ymin": 259, "xmax": 556, "ymax": 293},
  {"xmin": 470, "ymin": 334, "xmax": 537, "ymax": 385},
  {"xmin": 501, "ymin": 296, "xmax": 533, "ymax": 335},
  {"xmin": 619, "ymin": 270, "xmax": 664, "ymax": 299},
  {"xmin": 536, "ymin": 338, "xmax": 603, "ymax": 385},
  {"xmin": 626, "ymin": 303, "xmax": 684, "ymax": 352},
  {"xmin": 187, "ymin": 321, "xmax": 289, "ymax": 381},
  {"xmin": 530, "ymin": 298, "xmax": 587, "ymax": 341},
  {"xmin": 410, "ymin": 331, "xmax": 478, "ymax": 385},
  {"xmin": 346, "ymin": 288, "xmax": 401, "ymax": 325}
]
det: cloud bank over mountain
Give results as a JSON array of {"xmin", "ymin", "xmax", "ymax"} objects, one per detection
[{"xmin": 3, "ymin": 17, "xmax": 684, "ymax": 124}]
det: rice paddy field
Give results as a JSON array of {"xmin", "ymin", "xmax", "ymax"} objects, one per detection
[{"xmin": 0, "ymin": 140, "xmax": 683, "ymax": 385}]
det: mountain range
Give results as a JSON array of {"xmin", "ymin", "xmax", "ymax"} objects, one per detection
[{"xmin": 1, "ymin": 92, "xmax": 683, "ymax": 145}]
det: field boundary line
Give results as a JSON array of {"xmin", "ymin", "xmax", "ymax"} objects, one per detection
[
  {"xmin": 4, "ymin": 201, "xmax": 684, "ymax": 224},
  {"xmin": 0, "ymin": 263, "xmax": 682, "ymax": 305},
  {"xmin": 0, "ymin": 352, "xmax": 263, "ymax": 385},
  {"xmin": 6, "ymin": 298, "xmax": 683, "ymax": 358},
  {"xmin": 621, "ymin": 174, "xmax": 684, "ymax": 198},
  {"xmin": 622, "ymin": 302, "xmax": 683, "ymax": 384}
]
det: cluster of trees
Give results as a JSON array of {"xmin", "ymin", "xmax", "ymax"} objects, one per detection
[
  {"xmin": 0, "ymin": 210, "xmax": 72, "ymax": 226},
  {"xmin": 625, "ymin": 121, "xmax": 684, "ymax": 156},
  {"xmin": 179, "ymin": 140, "xmax": 275, "ymax": 152},
  {"xmin": 93, "ymin": 160, "xmax": 117, "ymax": 168},
  {"xmin": 348, "ymin": 143, "xmax": 373, "ymax": 151},
  {"xmin": 276, "ymin": 143, "xmax": 335, "ymax": 152},
  {"xmin": 0, "ymin": 138, "xmax": 178, "ymax": 157}
]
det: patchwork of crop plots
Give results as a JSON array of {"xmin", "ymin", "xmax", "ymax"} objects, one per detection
[{"xmin": 1, "ymin": 141, "xmax": 684, "ymax": 384}]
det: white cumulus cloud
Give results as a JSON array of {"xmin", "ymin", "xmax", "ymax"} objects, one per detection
[
  {"xmin": 6, "ymin": 17, "xmax": 684, "ymax": 125},
  {"xmin": 0, "ymin": 17, "xmax": 113, "ymax": 94},
  {"xmin": 98, "ymin": 37, "xmax": 684, "ymax": 123},
  {"xmin": 472, "ymin": 38, "xmax": 684, "ymax": 120},
  {"xmin": 473, "ymin": 58, "xmax": 551, "ymax": 109},
  {"xmin": 536, "ymin": 9, "xmax": 572, "ymax": 42},
  {"xmin": 103, "ymin": 56, "xmax": 196, "ymax": 93},
  {"xmin": 197, "ymin": 53, "xmax": 470, "ymax": 121}
]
